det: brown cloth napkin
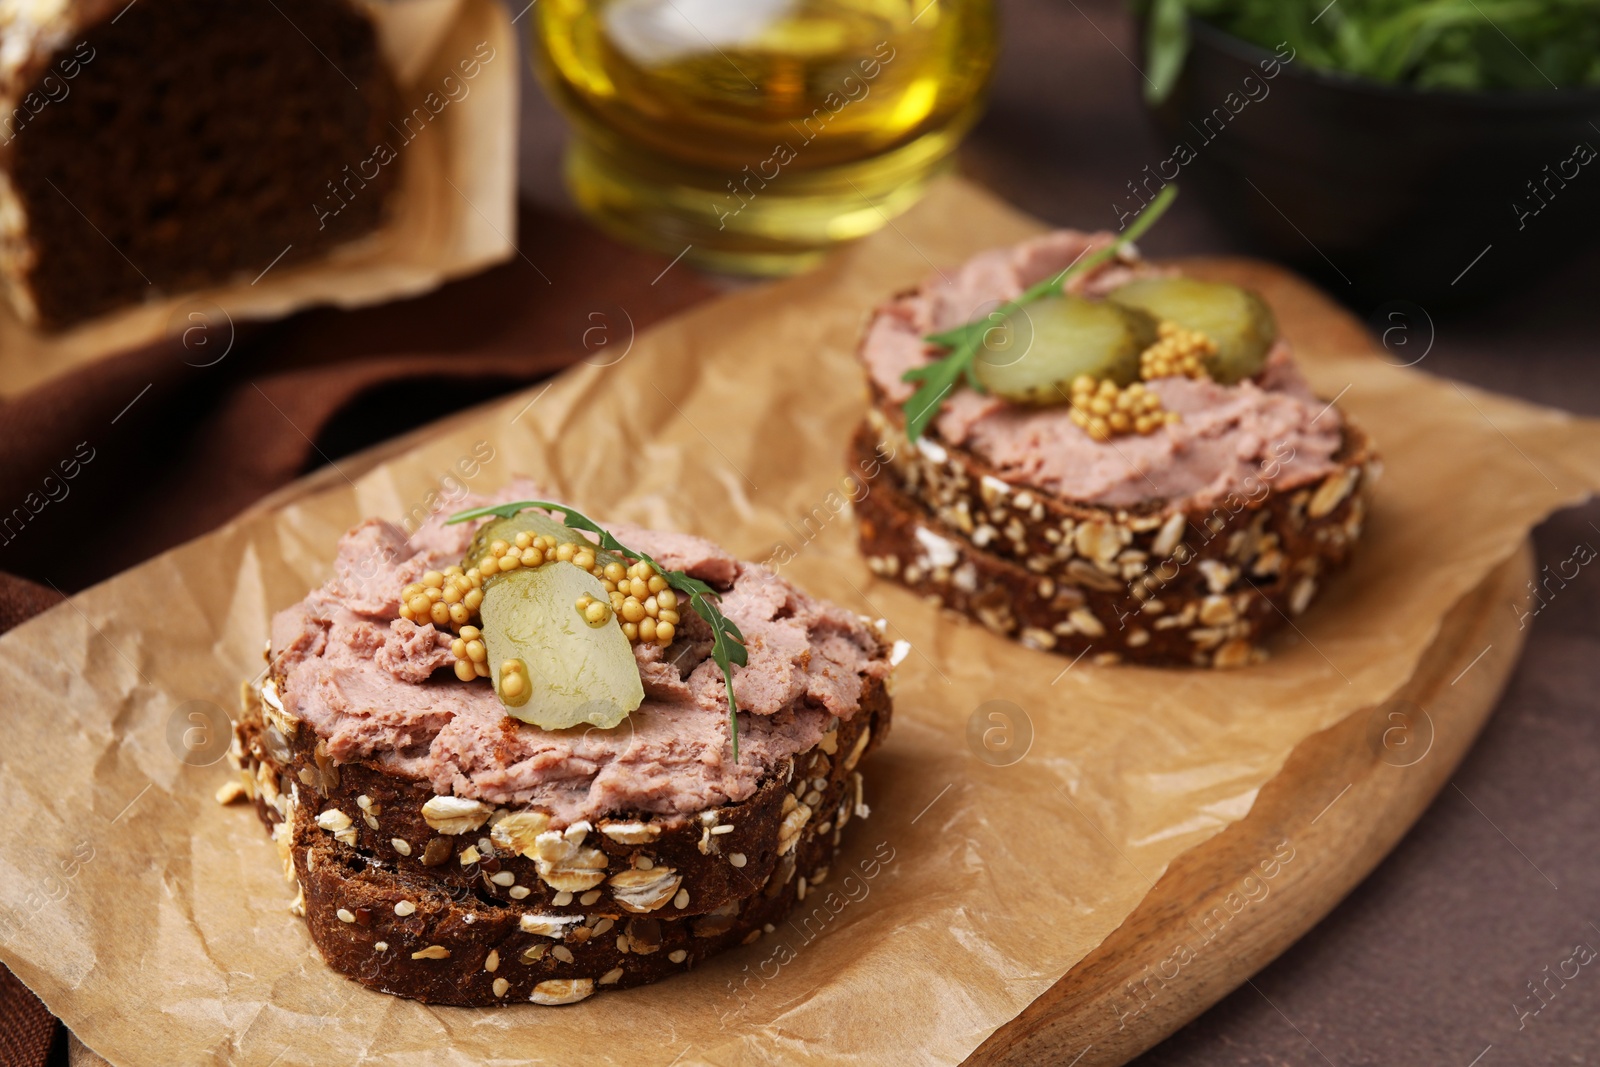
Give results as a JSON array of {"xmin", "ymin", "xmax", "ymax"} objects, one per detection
[
  {"xmin": 0, "ymin": 203, "xmax": 716, "ymax": 1067},
  {"xmin": 0, "ymin": 965, "xmax": 59, "ymax": 1067}
]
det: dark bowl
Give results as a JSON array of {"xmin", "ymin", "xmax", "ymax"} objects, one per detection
[{"xmin": 1143, "ymin": 18, "xmax": 1600, "ymax": 304}]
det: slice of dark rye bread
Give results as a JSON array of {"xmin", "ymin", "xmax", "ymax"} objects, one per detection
[
  {"xmin": 850, "ymin": 421, "xmax": 1375, "ymax": 667},
  {"xmin": 229, "ymin": 670, "xmax": 890, "ymax": 1003}
]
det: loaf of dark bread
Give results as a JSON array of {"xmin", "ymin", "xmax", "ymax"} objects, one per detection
[
  {"xmin": 0, "ymin": 0, "xmax": 398, "ymax": 327},
  {"xmin": 851, "ymin": 420, "xmax": 1375, "ymax": 668}
]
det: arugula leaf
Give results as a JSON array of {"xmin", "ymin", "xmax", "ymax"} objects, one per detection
[
  {"xmin": 900, "ymin": 183, "xmax": 1179, "ymax": 442},
  {"xmin": 447, "ymin": 500, "xmax": 751, "ymax": 760},
  {"xmin": 686, "ymin": 588, "xmax": 749, "ymax": 760}
]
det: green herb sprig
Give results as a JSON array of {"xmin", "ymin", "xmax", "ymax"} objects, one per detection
[
  {"xmin": 900, "ymin": 184, "xmax": 1179, "ymax": 442},
  {"xmin": 446, "ymin": 501, "xmax": 751, "ymax": 760}
]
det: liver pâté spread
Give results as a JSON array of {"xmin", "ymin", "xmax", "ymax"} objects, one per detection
[
  {"xmin": 859, "ymin": 230, "xmax": 1343, "ymax": 509},
  {"xmin": 269, "ymin": 496, "xmax": 892, "ymax": 827}
]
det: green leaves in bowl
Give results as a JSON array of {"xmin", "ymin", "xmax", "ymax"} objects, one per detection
[{"xmin": 1140, "ymin": 0, "xmax": 1600, "ymax": 103}]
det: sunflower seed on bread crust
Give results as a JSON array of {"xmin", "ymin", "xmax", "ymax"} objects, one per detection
[
  {"xmin": 850, "ymin": 422, "xmax": 1373, "ymax": 667},
  {"xmin": 232, "ymin": 673, "xmax": 890, "ymax": 1004},
  {"xmin": 235, "ymin": 672, "xmax": 887, "ymax": 920},
  {"xmin": 272, "ymin": 731, "xmax": 875, "ymax": 1006}
]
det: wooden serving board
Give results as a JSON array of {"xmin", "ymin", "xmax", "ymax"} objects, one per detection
[
  {"xmin": 167, "ymin": 248, "xmax": 1529, "ymax": 1067},
  {"xmin": 65, "ymin": 544, "xmax": 1528, "ymax": 1067},
  {"xmin": 967, "ymin": 545, "xmax": 1532, "ymax": 1066},
  {"xmin": 49, "ymin": 178, "xmax": 1564, "ymax": 1066}
]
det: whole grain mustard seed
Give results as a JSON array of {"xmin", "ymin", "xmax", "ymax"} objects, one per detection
[
  {"xmin": 497, "ymin": 659, "xmax": 530, "ymax": 706},
  {"xmin": 1067, "ymin": 376, "xmax": 1176, "ymax": 442},
  {"xmin": 1068, "ymin": 320, "xmax": 1216, "ymax": 441},
  {"xmin": 400, "ymin": 566, "xmax": 483, "ymax": 632},
  {"xmin": 574, "ymin": 594, "xmax": 613, "ymax": 627},
  {"xmin": 1140, "ymin": 320, "xmax": 1216, "ymax": 381},
  {"xmin": 400, "ymin": 531, "xmax": 685, "ymax": 693}
]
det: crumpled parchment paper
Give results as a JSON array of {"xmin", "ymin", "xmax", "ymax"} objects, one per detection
[{"xmin": 3, "ymin": 179, "xmax": 1599, "ymax": 1067}]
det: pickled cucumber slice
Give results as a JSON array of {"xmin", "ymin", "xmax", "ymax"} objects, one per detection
[
  {"xmin": 464, "ymin": 511, "xmax": 592, "ymax": 573},
  {"xmin": 972, "ymin": 295, "xmax": 1157, "ymax": 403},
  {"xmin": 1108, "ymin": 277, "xmax": 1277, "ymax": 384},
  {"xmin": 479, "ymin": 560, "xmax": 644, "ymax": 730}
]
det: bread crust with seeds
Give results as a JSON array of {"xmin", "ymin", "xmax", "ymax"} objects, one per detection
[
  {"xmin": 850, "ymin": 418, "xmax": 1375, "ymax": 667},
  {"xmin": 296, "ymin": 827, "xmax": 815, "ymax": 1005},
  {"xmin": 233, "ymin": 691, "xmax": 887, "ymax": 1006},
  {"xmin": 236, "ymin": 675, "xmax": 887, "ymax": 920}
]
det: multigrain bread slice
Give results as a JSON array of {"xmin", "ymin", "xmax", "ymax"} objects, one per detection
[
  {"xmin": 850, "ymin": 422, "xmax": 1374, "ymax": 667},
  {"xmin": 850, "ymin": 228, "xmax": 1378, "ymax": 666},
  {"xmin": 860, "ymin": 406, "xmax": 1375, "ymax": 595},
  {"xmin": 234, "ymin": 674, "xmax": 887, "ymax": 923},
  {"xmin": 229, "ymin": 496, "xmax": 899, "ymax": 1002},
  {"xmin": 233, "ymin": 695, "xmax": 883, "ymax": 1006}
]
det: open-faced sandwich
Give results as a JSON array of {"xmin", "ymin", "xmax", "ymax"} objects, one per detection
[
  {"xmin": 228, "ymin": 487, "xmax": 895, "ymax": 1005},
  {"xmin": 852, "ymin": 189, "xmax": 1376, "ymax": 667}
]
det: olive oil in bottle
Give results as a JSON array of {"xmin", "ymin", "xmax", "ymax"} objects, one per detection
[{"xmin": 534, "ymin": 0, "xmax": 998, "ymax": 274}]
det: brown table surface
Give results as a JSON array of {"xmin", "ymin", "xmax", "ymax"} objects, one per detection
[{"xmin": 3, "ymin": 1, "xmax": 1595, "ymax": 1064}]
